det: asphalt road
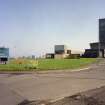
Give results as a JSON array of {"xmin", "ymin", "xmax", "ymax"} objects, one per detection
[{"xmin": 0, "ymin": 59, "xmax": 105, "ymax": 105}]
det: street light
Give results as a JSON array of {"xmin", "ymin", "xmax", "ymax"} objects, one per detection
[{"xmin": 98, "ymin": 18, "xmax": 101, "ymax": 58}]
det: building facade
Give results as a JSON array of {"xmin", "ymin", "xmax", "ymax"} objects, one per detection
[
  {"xmin": 99, "ymin": 18, "xmax": 105, "ymax": 43},
  {"xmin": 55, "ymin": 45, "xmax": 67, "ymax": 54},
  {"xmin": 54, "ymin": 45, "xmax": 71, "ymax": 59},
  {"xmin": 83, "ymin": 18, "xmax": 105, "ymax": 58}
]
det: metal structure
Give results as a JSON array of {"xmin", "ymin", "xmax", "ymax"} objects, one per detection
[{"xmin": 0, "ymin": 47, "xmax": 9, "ymax": 64}]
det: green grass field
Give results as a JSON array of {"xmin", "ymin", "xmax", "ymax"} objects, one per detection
[
  {"xmin": 0, "ymin": 59, "xmax": 38, "ymax": 71},
  {"xmin": 0, "ymin": 58, "xmax": 97, "ymax": 71},
  {"xmin": 38, "ymin": 58, "xmax": 97, "ymax": 70}
]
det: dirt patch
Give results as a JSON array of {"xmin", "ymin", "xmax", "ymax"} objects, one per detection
[
  {"xmin": 18, "ymin": 86, "xmax": 105, "ymax": 105},
  {"xmin": 48, "ymin": 94, "xmax": 103, "ymax": 105},
  {"xmin": 18, "ymin": 100, "xmax": 50, "ymax": 105},
  {"xmin": 49, "ymin": 86, "xmax": 105, "ymax": 105}
]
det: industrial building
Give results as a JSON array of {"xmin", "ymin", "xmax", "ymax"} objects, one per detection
[
  {"xmin": 46, "ymin": 45, "xmax": 71, "ymax": 59},
  {"xmin": 0, "ymin": 47, "xmax": 9, "ymax": 64},
  {"xmin": 54, "ymin": 45, "xmax": 71, "ymax": 59},
  {"xmin": 83, "ymin": 18, "xmax": 105, "ymax": 58},
  {"xmin": 46, "ymin": 45, "xmax": 80, "ymax": 59},
  {"xmin": 46, "ymin": 19, "xmax": 105, "ymax": 58},
  {"xmin": 46, "ymin": 45, "xmax": 70, "ymax": 59}
]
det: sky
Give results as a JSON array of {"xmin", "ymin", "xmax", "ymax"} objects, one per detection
[{"xmin": 0, "ymin": 0, "xmax": 105, "ymax": 57}]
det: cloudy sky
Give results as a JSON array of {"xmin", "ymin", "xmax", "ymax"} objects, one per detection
[{"xmin": 0, "ymin": 0, "xmax": 105, "ymax": 57}]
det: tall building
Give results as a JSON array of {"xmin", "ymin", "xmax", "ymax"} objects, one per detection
[
  {"xmin": 83, "ymin": 18, "xmax": 105, "ymax": 58},
  {"xmin": 99, "ymin": 18, "xmax": 105, "ymax": 43}
]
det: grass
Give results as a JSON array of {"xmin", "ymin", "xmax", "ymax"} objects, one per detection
[
  {"xmin": 37, "ymin": 58, "xmax": 97, "ymax": 70},
  {"xmin": 0, "ymin": 58, "xmax": 97, "ymax": 71},
  {"xmin": 0, "ymin": 59, "xmax": 38, "ymax": 71}
]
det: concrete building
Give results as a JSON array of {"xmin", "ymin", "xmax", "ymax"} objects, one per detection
[
  {"xmin": 54, "ymin": 45, "xmax": 71, "ymax": 59},
  {"xmin": 46, "ymin": 45, "xmax": 81, "ymax": 59},
  {"xmin": 0, "ymin": 47, "xmax": 9, "ymax": 64},
  {"xmin": 83, "ymin": 18, "xmax": 105, "ymax": 58}
]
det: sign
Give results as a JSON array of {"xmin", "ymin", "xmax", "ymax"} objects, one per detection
[{"xmin": 0, "ymin": 48, "xmax": 9, "ymax": 57}]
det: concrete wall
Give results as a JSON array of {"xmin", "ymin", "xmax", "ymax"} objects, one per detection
[{"xmin": 55, "ymin": 54, "xmax": 69, "ymax": 59}]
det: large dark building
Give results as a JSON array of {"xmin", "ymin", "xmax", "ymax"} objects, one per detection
[
  {"xmin": 99, "ymin": 18, "xmax": 105, "ymax": 43},
  {"xmin": 83, "ymin": 18, "xmax": 105, "ymax": 58}
]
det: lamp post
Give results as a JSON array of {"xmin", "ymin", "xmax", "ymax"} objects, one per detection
[{"xmin": 98, "ymin": 18, "xmax": 101, "ymax": 58}]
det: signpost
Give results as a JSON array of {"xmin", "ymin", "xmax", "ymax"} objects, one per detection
[{"xmin": 0, "ymin": 47, "xmax": 9, "ymax": 64}]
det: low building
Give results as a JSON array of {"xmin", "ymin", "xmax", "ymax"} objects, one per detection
[
  {"xmin": 83, "ymin": 42, "xmax": 105, "ymax": 58},
  {"xmin": 83, "ymin": 49, "xmax": 99, "ymax": 58},
  {"xmin": 83, "ymin": 49, "xmax": 105, "ymax": 58},
  {"xmin": 54, "ymin": 45, "xmax": 71, "ymax": 59},
  {"xmin": 46, "ymin": 45, "xmax": 81, "ymax": 59},
  {"xmin": 90, "ymin": 42, "xmax": 105, "ymax": 49},
  {"xmin": 46, "ymin": 53, "xmax": 54, "ymax": 59}
]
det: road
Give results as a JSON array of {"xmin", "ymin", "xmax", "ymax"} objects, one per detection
[{"xmin": 0, "ymin": 59, "xmax": 105, "ymax": 105}]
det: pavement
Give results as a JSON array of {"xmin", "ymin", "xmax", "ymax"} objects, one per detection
[{"xmin": 0, "ymin": 59, "xmax": 105, "ymax": 105}]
